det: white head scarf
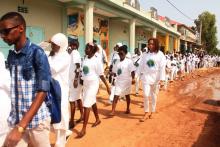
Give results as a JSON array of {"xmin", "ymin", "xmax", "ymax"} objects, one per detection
[
  {"xmin": 51, "ymin": 33, "xmax": 68, "ymax": 53},
  {"xmin": 116, "ymin": 42, "xmax": 123, "ymax": 47}
]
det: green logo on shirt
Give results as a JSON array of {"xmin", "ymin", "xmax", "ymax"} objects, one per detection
[
  {"xmin": 117, "ymin": 68, "xmax": 122, "ymax": 75},
  {"xmin": 147, "ymin": 59, "xmax": 155, "ymax": 67},
  {"xmin": 83, "ymin": 66, "xmax": 89, "ymax": 75}
]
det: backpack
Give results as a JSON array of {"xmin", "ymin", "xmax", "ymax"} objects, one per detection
[
  {"xmin": 30, "ymin": 47, "xmax": 62, "ymax": 124},
  {"xmin": 45, "ymin": 78, "xmax": 62, "ymax": 124}
]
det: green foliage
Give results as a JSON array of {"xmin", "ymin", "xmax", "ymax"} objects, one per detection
[{"xmin": 197, "ymin": 11, "xmax": 218, "ymax": 55}]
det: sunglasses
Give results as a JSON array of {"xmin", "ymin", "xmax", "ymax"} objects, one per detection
[{"xmin": 0, "ymin": 25, "xmax": 20, "ymax": 36}]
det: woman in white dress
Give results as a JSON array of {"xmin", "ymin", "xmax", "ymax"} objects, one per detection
[
  {"xmin": 0, "ymin": 52, "xmax": 11, "ymax": 146},
  {"xmin": 109, "ymin": 45, "xmax": 136, "ymax": 116},
  {"xmin": 77, "ymin": 42, "xmax": 110, "ymax": 138},
  {"xmin": 138, "ymin": 38, "xmax": 166, "ymax": 122},
  {"xmin": 48, "ymin": 33, "xmax": 70, "ymax": 147}
]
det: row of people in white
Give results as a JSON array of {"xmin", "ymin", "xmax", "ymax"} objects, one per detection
[{"xmin": 108, "ymin": 39, "xmax": 166, "ymax": 121}]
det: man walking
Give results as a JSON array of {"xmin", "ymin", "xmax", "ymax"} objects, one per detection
[{"xmin": 0, "ymin": 12, "xmax": 51, "ymax": 147}]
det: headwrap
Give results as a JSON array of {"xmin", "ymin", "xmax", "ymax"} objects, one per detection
[
  {"xmin": 116, "ymin": 42, "xmax": 123, "ymax": 47},
  {"xmin": 51, "ymin": 33, "xmax": 68, "ymax": 53}
]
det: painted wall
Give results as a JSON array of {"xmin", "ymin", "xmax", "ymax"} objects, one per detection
[
  {"xmin": 157, "ymin": 34, "xmax": 166, "ymax": 47},
  {"xmin": 0, "ymin": 0, "xmax": 63, "ymax": 57},
  {"xmin": 67, "ymin": 8, "xmax": 110, "ymax": 56},
  {"xmin": 109, "ymin": 19, "xmax": 129, "ymax": 57},
  {"xmin": 135, "ymin": 28, "xmax": 152, "ymax": 50},
  {"xmin": 169, "ymin": 36, "xmax": 174, "ymax": 52}
]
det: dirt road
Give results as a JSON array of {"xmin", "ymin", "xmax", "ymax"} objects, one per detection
[{"xmin": 64, "ymin": 68, "xmax": 220, "ymax": 147}]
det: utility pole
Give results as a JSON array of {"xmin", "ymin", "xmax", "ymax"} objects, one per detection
[{"xmin": 199, "ymin": 21, "xmax": 202, "ymax": 45}]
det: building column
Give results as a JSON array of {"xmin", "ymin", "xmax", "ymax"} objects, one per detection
[
  {"xmin": 84, "ymin": 1, "xmax": 95, "ymax": 44},
  {"xmin": 129, "ymin": 18, "xmax": 136, "ymax": 53},
  {"xmin": 174, "ymin": 37, "xmax": 178, "ymax": 53},
  {"xmin": 61, "ymin": 7, "xmax": 67, "ymax": 34},
  {"xmin": 165, "ymin": 33, "xmax": 169, "ymax": 52},
  {"xmin": 189, "ymin": 43, "xmax": 192, "ymax": 52},
  {"xmin": 177, "ymin": 38, "xmax": 180, "ymax": 52},
  {"xmin": 152, "ymin": 28, "xmax": 157, "ymax": 38},
  {"xmin": 185, "ymin": 41, "xmax": 188, "ymax": 52}
]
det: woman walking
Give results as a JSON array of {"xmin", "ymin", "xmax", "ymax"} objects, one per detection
[
  {"xmin": 77, "ymin": 42, "xmax": 110, "ymax": 138},
  {"xmin": 138, "ymin": 38, "xmax": 166, "ymax": 121}
]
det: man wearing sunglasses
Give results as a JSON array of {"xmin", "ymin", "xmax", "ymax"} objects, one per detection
[{"xmin": 0, "ymin": 12, "xmax": 51, "ymax": 147}]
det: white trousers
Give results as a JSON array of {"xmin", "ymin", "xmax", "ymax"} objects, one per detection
[
  {"xmin": 54, "ymin": 129, "xmax": 66, "ymax": 147},
  {"xmin": 135, "ymin": 76, "xmax": 140, "ymax": 94},
  {"xmin": 142, "ymin": 84, "xmax": 159, "ymax": 113},
  {"xmin": 170, "ymin": 68, "xmax": 177, "ymax": 81},
  {"xmin": 164, "ymin": 74, "xmax": 169, "ymax": 90}
]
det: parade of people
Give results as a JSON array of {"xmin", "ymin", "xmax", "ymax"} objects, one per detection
[{"xmin": 0, "ymin": 0, "xmax": 220, "ymax": 146}]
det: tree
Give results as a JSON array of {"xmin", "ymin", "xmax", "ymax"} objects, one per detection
[{"xmin": 196, "ymin": 11, "xmax": 218, "ymax": 54}]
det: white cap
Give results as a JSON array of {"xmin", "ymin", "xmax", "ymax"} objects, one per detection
[{"xmin": 116, "ymin": 42, "xmax": 123, "ymax": 47}]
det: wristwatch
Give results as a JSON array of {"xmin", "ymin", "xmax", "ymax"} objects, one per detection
[{"xmin": 16, "ymin": 125, "xmax": 25, "ymax": 133}]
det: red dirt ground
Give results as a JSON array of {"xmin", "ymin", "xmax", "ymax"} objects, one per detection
[{"xmin": 53, "ymin": 68, "xmax": 220, "ymax": 147}]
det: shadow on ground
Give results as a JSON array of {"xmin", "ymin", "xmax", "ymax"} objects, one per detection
[{"xmin": 191, "ymin": 108, "xmax": 220, "ymax": 147}]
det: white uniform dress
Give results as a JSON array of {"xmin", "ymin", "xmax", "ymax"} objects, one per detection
[
  {"xmin": 81, "ymin": 55, "xmax": 104, "ymax": 108},
  {"xmin": 69, "ymin": 50, "xmax": 82, "ymax": 102},
  {"xmin": 48, "ymin": 51, "xmax": 70, "ymax": 131},
  {"xmin": 113, "ymin": 58, "xmax": 136, "ymax": 96},
  {"xmin": 138, "ymin": 51, "xmax": 166, "ymax": 112},
  {"xmin": 0, "ymin": 53, "xmax": 11, "ymax": 145}
]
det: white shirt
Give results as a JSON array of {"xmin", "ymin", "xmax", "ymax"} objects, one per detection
[
  {"xmin": 113, "ymin": 58, "xmax": 136, "ymax": 81},
  {"xmin": 97, "ymin": 45, "xmax": 108, "ymax": 65},
  {"xmin": 170, "ymin": 59, "xmax": 177, "ymax": 70},
  {"xmin": 81, "ymin": 55, "xmax": 104, "ymax": 81},
  {"xmin": 109, "ymin": 51, "xmax": 120, "ymax": 66},
  {"xmin": 132, "ymin": 54, "xmax": 141, "ymax": 70},
  {"xmin": 69, "ymin": 49, "xmax": 81, "ymax": 81},
  {"xmin": 138, "ymin": 51, "xmax": 166, "ymax": 84}
]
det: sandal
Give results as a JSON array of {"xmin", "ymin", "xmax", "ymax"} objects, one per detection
[{"xmin": 92, "ymin": 120, "xmax": 101, "ymax": 127}]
